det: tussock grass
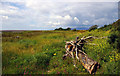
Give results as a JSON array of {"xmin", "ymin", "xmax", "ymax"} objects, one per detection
[{"xmin": 2, "ymin": 30, "xmax": 120, "ymax": 74}]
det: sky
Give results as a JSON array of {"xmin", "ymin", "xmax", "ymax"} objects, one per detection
[{"xmin": 0, "ymin": 0, "xmax": 119, "ymax": 30}]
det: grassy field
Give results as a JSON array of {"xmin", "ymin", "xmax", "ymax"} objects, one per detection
[{"xmin": 2, "ymin": 29, "xmax": 120, "ymax": 74}]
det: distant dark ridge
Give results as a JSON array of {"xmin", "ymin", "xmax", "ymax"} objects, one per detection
[{"xmin": 75, "ymin": 27, "xmax": 89, "ymax": 30}]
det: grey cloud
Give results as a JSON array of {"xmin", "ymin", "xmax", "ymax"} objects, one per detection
[{"xmin": 1, "ymin": 1, "xmax": 118, "ymax": 30}]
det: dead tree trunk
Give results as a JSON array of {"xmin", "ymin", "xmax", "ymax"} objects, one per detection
[
  {"xmin": 78, "ymin": 50, "xmax": 100, "ymax": 74},
  {"xmin": 63, "ymin": 36, "xmax": 100, "ymax": 74}
]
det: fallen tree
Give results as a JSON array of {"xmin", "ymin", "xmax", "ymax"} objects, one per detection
[{"xmin": 63, "ymin": 36, "xmax": 100, "ymax": 74}]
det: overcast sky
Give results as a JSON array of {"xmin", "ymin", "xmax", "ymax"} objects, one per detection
[{"xmin": 0, "ymin": 0, "xmax": 119, "ymax": 30}]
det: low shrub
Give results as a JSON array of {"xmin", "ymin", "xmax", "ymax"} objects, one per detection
[
  {"xmin": 108, "ymin": 32, "xmax": 120, "ymax": 51},
  {"xmin": 35, "ymin": 53, "xmax": 51, "ymax": 69},
  {"xmin": 88, "ymin": 25, "xmax": 98, "ymax": 31}
]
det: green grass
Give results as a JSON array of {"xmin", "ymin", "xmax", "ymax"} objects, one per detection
[{"xmin": 2, "ymin": 30, "xmax": 120, "ymax": 74}]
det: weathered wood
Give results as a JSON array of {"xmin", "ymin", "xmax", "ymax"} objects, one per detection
[
  {"xmin": 78, "ymin": 50, "xmax": 100, "ymax": 74},
  {"xmin": 63, "ymin": 36, "xmax": 101, "ymax": 74}
]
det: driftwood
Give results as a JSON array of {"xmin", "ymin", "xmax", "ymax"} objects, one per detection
[
  {"xmin": 78, "ymin": 50, "xmax": 100, "ymax": 74},
  {"xmin": 63, "ymin": 36, "xmax": 100, "ymax": 74}
]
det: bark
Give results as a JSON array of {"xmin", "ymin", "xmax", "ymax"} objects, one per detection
[
  {"xmin": 63, "ymin": 36, "xmax": 102, "ymax": 74},
  {"xmin": 78, "ymin": 50, "xmax": 100, "ymax": 74}
]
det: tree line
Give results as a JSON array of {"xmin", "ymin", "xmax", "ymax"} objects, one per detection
[{"xmin": 55, "ymin": 27, "xmax": 76, "ymax": 31}]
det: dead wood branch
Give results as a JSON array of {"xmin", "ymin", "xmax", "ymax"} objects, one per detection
[{"xmin": 63, "ymin": 36, "xmax": 100, "ymax": 74}]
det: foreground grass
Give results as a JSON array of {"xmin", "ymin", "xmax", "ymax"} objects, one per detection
[{"xmin": 2, "ymin": 30, "xmax": 120, "ymax": 74}]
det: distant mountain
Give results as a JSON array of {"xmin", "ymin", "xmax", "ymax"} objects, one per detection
[{"xmin": 72, "ymin": 27, "xmax": 89, "ymax": 30}]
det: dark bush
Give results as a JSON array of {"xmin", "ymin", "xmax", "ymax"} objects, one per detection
[
  {"xmin": 55, "ymin": 27, "xmax": 63, "ymax": 30},
  {"xmin": 104, "ymin": 25, "xmax": 107, "ymax": 27},
  {"xmin": 72, "ymin": 29, "xmax": 77, "ymax": 31},
  {"xmin": 66, "ymin": 27, "xmax": 71, "ymax": 30},
  {"xmin": 88, "ymin": 25, "xmax": 98, "ymax": 31},
  {"xmin": 108, "ymin": 33, "xmax": 118, "ymax": 44},
  {"xmin": 55, "ymin": 27, "xmax": 71, "ymax": 31},
  {"xmin": 114, "ymin": 38, "xmax": 120, "ymax": 50},
  {"xmin": 108, "ymin": 32, "xmax": 120, "ymax": 51}
]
